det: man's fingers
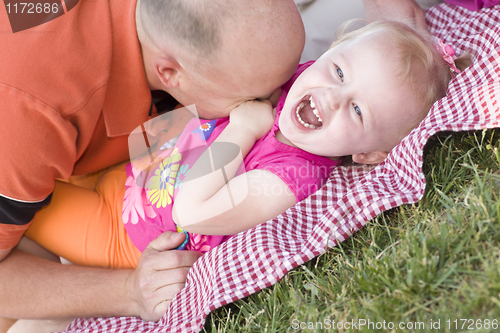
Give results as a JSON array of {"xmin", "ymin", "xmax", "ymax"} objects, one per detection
[
  {"xmin": 142, "ymin": 248, "xmax": 202, "ymax": 272},
  {"xmin": 139, "ymin": 282, "xmax": 186, "ymax": 322},
  {"xmin": 152, "ymin": 300, "xmax": 170, "ymax": 321},
  {"xmin": 131, "ymin": 262, "xmax": 192, "ymax": 322},
  {"xmin": 150, "ymin": 267, "xmax": 191, "ymax": 291},
  {"xmin": 131, "ymin": 232, "xmax": 203, "ymax": 321},
  {"xmin": 147, "ymin": 231, "xmax": 185, "ymax": 252},
  {"xmin": 153, "ymin": 283, "xmax": 185, "ymax": 304}
]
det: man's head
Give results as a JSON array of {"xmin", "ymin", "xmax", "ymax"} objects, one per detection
[{"xmin": 137, "ymin": 0, "xmax": 305, "ymax": 119}]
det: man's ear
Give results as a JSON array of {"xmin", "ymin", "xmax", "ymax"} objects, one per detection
[
  {"xmin": 154, "ymin": 56, "xmax": 182, "ymax": 88},
  {"xmin": 352, "ymin": 151, "xmax": 388, "ymax": 165}
]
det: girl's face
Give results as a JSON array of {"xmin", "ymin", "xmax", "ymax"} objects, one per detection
[{"xmin": 278, "ymin": 31, "xmax": 420, "ymax": 163}]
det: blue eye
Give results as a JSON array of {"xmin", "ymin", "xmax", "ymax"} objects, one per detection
[
  {"xmin": 354, "ymin": 105, "xmax": 362, "ymax": 118},
  {"xmin": 336, "ymin": 67, "xmax": 344, "ymax": 80}
]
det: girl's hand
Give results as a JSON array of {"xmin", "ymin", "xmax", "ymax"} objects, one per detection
[{"xmin": 229, "ymin": 100, "xmax": 274, "ymax": 141}]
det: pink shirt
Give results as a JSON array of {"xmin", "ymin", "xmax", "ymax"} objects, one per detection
[
  {"xmin": 444, "ymin": 0, "xmax": 500, "ymax": 10},
  {"xmin": 122, "ymin": 63, "xmax": 342, "ymax": 253}
]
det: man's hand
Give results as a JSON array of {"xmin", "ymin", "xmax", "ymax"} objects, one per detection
[
  {"xmin": 126, "ymin": 231, "xmax": 202, "ymax": 322},
  {"xmin": 0, "ymin": 233, "xmax": 200, "ymax": 321},
  {"xmin": 363, "ymin": 0, "xmax": 427, "ymax": 31}
]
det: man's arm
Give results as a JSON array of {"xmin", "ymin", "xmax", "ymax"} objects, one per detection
[
  {"xmin": 0, "ymin": 249, "xmax": 10, "ymax": 263},
  {"xmin": 363, "ymin": 0, "xmax": 427, "ymax": 30},
  {"xmin": 0, "ymin": 231, "xmax": 201, "ymax": 321}
]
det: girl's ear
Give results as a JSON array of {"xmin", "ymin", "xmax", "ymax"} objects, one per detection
[
  {"xmin": 154, "ymin": 56, "xmax": 182, "ymax": 88},
  {"xmin": 352, "ymin": 151, "xmax": 388, "ymax": 165}
]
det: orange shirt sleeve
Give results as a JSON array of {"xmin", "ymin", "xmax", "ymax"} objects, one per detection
[
  {"xmin": 0, "ymin": 86, "xmax": 77, "ymax": 201},
  {"xmin": 0, "ymin": 224, "xmax": 33, "ymax": 250},
  {"xmin": 0, "ymin": 87, "xmax": 77, "ymax": 249}
]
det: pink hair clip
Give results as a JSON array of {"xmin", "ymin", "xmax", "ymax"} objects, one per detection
[{"xmin": 434, "ymin": 38, "xmax": 461, "ymax": 77}]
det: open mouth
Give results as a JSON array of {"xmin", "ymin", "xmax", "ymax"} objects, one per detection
[{"xmin": 296, "ymin": 95, "xmax": 323, "ymax": 129}]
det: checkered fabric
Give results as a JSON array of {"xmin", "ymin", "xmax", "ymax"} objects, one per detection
[{"xmin": 63, "ymin": 4, "xmax": 500, "ymax": 332}]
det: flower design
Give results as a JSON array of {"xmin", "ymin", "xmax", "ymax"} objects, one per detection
[
  {"xmin": 131, "ymin": 148, "xmax": 173, "ymax": 179},
  {"xmin": 187, "ymin": 233, "xmax": 212, "ymax": 252},
  {"xmin": 123, "ymin": 171, "xmax": 157, "ymax": 224},
  {"xmin": 174, "ymin": 164, "xmax": 190, "ymax": 189},
  {"xmin": 192, "ymin": 120, "xmax": 217, "ymax": 141},
  {"xmin": 147, "ymin": 148, "xmax": 182, "ymax": 208}
]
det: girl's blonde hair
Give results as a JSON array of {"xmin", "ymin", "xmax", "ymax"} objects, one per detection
[{"xmin": 333, "ymin": 20, "xmax": 471, "ymax": 137}]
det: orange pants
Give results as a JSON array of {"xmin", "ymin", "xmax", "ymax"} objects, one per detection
[{"xmin": 25, "ymin": 163, "xmax": 141, "ymax": 269}]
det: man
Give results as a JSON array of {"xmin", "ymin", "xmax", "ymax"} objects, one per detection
[
  {"xmin": 0, "ymin": 0, "xmax": 426, "ymax": 330},
  {"xmin": 0, "ymin": 0, "xmax": 303, "ymax": 330}
]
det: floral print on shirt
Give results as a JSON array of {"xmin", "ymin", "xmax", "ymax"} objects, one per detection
[
  {"xmin": 147, "ymin": 148, "xmax": 182, "ymax": 208},
  {"xmin": 122, "ymin": 171, "xmax": 157, "ymax": 225}
]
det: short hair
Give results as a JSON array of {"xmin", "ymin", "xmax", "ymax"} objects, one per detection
[
  {"xmin": 333, "ymin": 20, "xmax": 471, "ymax": 140},
  {"xmin": 139, "ymin": 0, "xmax": 226, "ymax": 57}
]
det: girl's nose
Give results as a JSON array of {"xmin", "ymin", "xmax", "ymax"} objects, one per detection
[{"xmin": 323, "ymin": 87, "xmax": 344, "ymax": 111}]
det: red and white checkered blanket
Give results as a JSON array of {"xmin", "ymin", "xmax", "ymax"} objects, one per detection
[{"xmin": 63, "ymin": 4, "xmax": 500, "ymax": 332}]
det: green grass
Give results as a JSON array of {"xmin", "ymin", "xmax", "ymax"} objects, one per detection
[{"xmin": 202, "ymin": 129, "xmax": 500, "ymax": 333}]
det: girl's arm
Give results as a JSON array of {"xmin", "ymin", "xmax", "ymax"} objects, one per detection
[{"xmin": 172, "ymin": 101, "xmax": 297, "ymax": 235}]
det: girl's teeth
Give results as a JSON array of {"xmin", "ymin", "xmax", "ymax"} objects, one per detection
[
  {"xmin": 309, "ymin": 96, "xmax": 316, "ymax": 109},
  {"xmin": 313, "ymin": 108, "xmax": 323, "ymax": 122},
  {"xmin": 295, "ymin": 102, "xmax": 316, "ymax": 129},
  {"xmin": 296, "ymin": 96, "xmax": 325, "ymax": 129},
  {"xmin": 309, "ymin": 96, "xmax": 323, "ymax": 122},
  {"xmin": 296, "ymin": 102, "xmax": 304, "ymax": 114}
]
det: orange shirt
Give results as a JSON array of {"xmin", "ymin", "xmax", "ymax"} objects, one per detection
[{"xmin": 0, "ymin": 0, "xmax": 153, "ymax": 249}]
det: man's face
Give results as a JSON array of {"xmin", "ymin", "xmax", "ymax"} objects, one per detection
[
  {"xmin": 168, "ymin": 52, "xmax": 300, "ymax": 119},
  {"xmin": 163, "ymin": 1, "xmax": 305, "ymax": 119}
]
